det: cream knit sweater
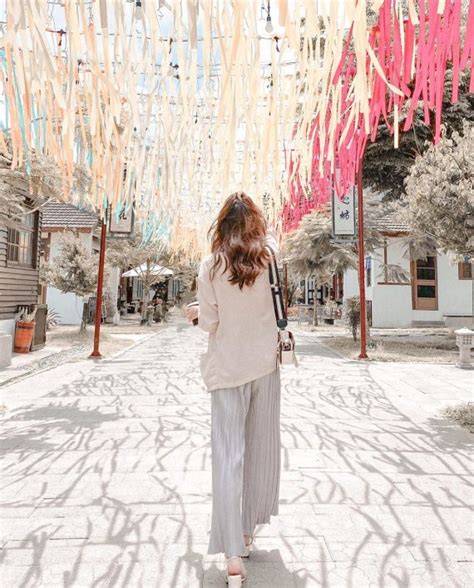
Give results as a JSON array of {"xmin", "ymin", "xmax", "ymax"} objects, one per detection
[{"xmin": 197, "ymin": 250, "xmax": 279, "ymax": 392}]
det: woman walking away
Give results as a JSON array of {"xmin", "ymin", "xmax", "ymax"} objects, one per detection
[{"xmin": 185, "ymin": 192, "xmax": 281, "ymax": 586}]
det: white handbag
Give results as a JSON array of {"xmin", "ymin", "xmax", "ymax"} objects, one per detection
[
  {"xmin": 268, "ymin": 250, "xmax": 298, "ymax": 367},
  {"xmin": 278, "ymin": 330, "xmax": 298, "ymax": 365}
]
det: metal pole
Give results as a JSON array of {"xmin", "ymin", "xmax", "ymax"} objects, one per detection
[
  {"xmin": 89, "ymin": 218, "xmax": 107, "ymax": 358},
  {"xmin": 284, "ymin": 261, "xmax": 288, "ymax": 316},
  {"xmin": 357, "ymin": 160, "xmax": 368, "ymax": 359}
]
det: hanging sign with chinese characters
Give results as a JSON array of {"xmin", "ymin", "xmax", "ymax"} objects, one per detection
[
  {"xmin": 332, "ymin": 188, "xmax": 356, "ymax": 237},
  {"xmin": 108, "ymin": 203, "xmax": 135, "ymax": 238}
]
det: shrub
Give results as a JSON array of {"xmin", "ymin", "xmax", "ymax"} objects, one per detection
[
  {"xmin": 442, "ymin": 403, "xmax": 474, "ymax": 433},
  {"xmin": 46, "ymin": 308, "xmax": 61, "ymax": 330},
  {"xmin": 344, "ymin": 296, "xmax": 360, "ymax": 341}
]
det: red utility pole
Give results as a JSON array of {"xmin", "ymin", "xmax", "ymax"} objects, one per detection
[
  {"xmin": 89, "ymin": 217, "xmax": 107, "ymax": 358},
  {"xmin": 357, "ymin": 159, "xmax": 368, "ymax": 359}
]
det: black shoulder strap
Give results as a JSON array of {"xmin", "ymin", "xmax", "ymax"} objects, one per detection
[{"xmin": 267, "ymin": 249, "xmax": 288, "ymax": 330}]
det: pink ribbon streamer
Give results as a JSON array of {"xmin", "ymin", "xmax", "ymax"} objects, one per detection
[{"xmin": 284, "ymin": 0, "xmax": 472, "ymax": 231}]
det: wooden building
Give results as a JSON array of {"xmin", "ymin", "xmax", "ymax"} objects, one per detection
[{"xmin": 0, "ymin": 210, "xmax": 42, "ymax": 339}]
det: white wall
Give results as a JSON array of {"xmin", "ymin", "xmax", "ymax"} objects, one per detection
[
  {"xmin": 430, "ymin": 255, "xmax": 473, "ymax": 320},
  {"xmin": 371, "ymin": 240, "xmax": 413, "ymax": 327},
  {"xmin": 344, "ymin": 266, "xmax": 376, "ymax": 302},
  {"xmin": 47, "ymin": 287, "xmax": 86, "ymax": 325},
  {"xmin": 343, "ymin": 268, "xmax": 359, "ymax": 298},
  {"xmin": 372, "ymin": 284, "xmax": 413, "ymax": 327}
]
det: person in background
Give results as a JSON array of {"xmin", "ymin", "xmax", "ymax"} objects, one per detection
[{"xmin": 185, "ymin": 192, "xmax": 281, "ymax": 587}]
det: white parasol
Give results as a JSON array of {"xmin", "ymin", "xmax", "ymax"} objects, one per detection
[{"xmin": 122, "ymin": 263, "xmax": 174, "ymax": 278}]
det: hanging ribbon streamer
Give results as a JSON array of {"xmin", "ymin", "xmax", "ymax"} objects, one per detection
[
  {"xmin": 0, "ymin": 1, "xmax": 470, "ymax": 253},
  {"xmin": 283, "ymin": 0, "xmax": 471, "ymax": 230}
]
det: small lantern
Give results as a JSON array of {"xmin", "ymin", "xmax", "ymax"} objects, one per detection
[{"xmin": 454, "ymin": 328, "xmax": 474, "ymax": 369}]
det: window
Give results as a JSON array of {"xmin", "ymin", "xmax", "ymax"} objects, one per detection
[
  {"xmin": 333, "ymin": 272, "xmax": 344, "ymax": 302},
  {"xmin": 7, "ymin": 213, "xmax": 37, "ymax": 267},
  {"xmin": 40, "ymin": 235, "xmax": 51, "ymax": 262},
  {"xmin": 458, "ymin": 261, "xmax": 472, "ymax": 280},
  {"xmin": 411, "ymin": 256, "xmax": 438, "ymax": 310}
]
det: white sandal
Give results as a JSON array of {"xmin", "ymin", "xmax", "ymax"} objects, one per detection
[
  {"xmin": 226, "ymin": 556, "xmax": 247, "ymax": 587},
  {"xmin": 241, "ymin": 535, "xmax": 254, "ymax": 558}
]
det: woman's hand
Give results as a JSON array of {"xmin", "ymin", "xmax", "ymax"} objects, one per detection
[{"xmin": 185, "ymin": 304, "xmax": 199, "ymax": 323}]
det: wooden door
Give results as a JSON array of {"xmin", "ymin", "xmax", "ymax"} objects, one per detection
[{"xmin": 411, "ymin": 256, "xmax": 438, "ymax": 310}]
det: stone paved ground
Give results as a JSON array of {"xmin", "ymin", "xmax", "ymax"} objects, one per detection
[{"xmin": 0, "ymin": 319, "xmax": 472, "ymax": 587}]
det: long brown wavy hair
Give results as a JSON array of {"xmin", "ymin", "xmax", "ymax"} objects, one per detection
[{"xmin": 208, "ymin": 192, "xmax": 271, "ymax": 289}]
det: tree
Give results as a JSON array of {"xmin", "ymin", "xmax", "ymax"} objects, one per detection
[
  {"xmin": 404, "ymin": 122, "xmax": 474, "ymax": 257},
  {"xmin": 284, "ymin": 263, "xmax": 304, "ymax": 308},
  {"xmin": 0, "ymin": 139, "xmax": 63, "ymax": 227},
  {"xmin": 363, "ymin": 68, "xmax": 474, "ymax": 201},
  {"xmin": 41, "ymin": 231, "xmax": 99, "ymax": 331},
  {"xmin": 107, "ymin": 231, "xmax": 170, "ymax": 323},
  {"xmin": 171, "ymin": 260, "xmax": 200, "ymax": 306},
  {"xmin": 344, "ymin": 296, "xmax": 361, "ymax": 341},
  {"xmin": 284, "ymin": 210, "xmax": 358, "ymax": 325}
]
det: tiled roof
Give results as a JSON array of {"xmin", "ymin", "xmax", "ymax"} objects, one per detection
[
  {"xmin": 375, "ymin": 214, "xmax": 410, "ymax": 233},
  {"xmin": 42, "ymin": 202, "xmax": 98, "ymax": 230}
]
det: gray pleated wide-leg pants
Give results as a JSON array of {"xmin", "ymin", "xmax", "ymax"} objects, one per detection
[{"xmin": 208, "ymin": 368, "xmax": 281, "ymax": 558}]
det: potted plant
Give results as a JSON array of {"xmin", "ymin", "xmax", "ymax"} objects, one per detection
[{"xmin": 14, "ymin": 307, "xmax": 38, "ymax": 353}]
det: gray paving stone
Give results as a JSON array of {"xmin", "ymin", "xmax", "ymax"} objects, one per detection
[{"xmin": 1, "ymin": 320, "xmax": 472, "ymax": 587}]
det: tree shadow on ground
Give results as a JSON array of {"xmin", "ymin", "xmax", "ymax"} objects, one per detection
[{"xmin": 0, "ymin": 324, "xmax": 472, "ymax": 587}]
